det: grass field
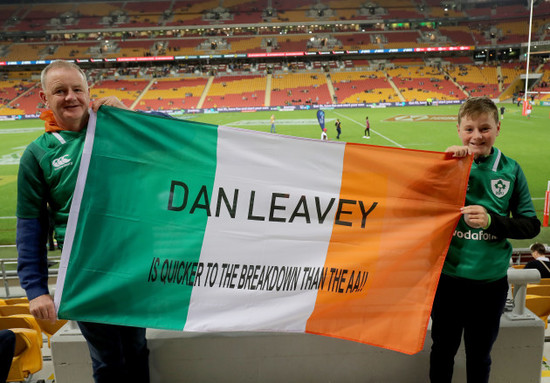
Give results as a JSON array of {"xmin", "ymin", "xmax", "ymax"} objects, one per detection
[{"xmin": 1, "ymin": 103, "xmax": 549, "ymax": 257}]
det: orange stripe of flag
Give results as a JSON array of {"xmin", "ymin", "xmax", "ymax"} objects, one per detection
[{"xmin": 306, "ymin": 144, "xmax": 471, "ymax": 354}]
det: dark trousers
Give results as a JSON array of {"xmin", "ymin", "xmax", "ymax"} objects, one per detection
[
  {"xmin": 430, "ymin": 274, "xmax": 508, "ymax": 383},
  {"xmin": 0, "ymin": 330, "xmax": 15, "ymax": 382},
  {"xmin": 78, "ymin": 321, "xmax": 150, "ymax": 383}
]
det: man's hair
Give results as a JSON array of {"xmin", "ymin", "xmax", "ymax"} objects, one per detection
[
  {"xmin": 40, "ymin": 60, "xmax": 88, "ymax": 90},
  {"xmin": 457, "ymin": 97, "xmax": 499, "ymax": 125},
  {"xmin": 530, "ymin": 242, "xmax": 546, "ymax": 255}
]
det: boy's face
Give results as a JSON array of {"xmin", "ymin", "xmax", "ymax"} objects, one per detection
[{"xmin": 457, "ymin": 112, "xmax": 500, "ymax": 159}]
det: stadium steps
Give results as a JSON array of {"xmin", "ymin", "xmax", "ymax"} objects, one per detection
[
  {"xmin": 131, "ymin": 79, "xmax": 155, "ymax": 110},
  {"xmin": 325, "ymin": 73, "xmax": 336, "ymax": 103},
  {"xmin": 265, "ymin": 74, "xmax": 272, "ymax": 106},
  {"xmin": 500, "ymin": 76, "xmax": 524, "ymax": 102},
  {"xmin": 2, "ymin": 82, "xmax": 40, "ymax": 112},
  {"xmin": 197, "ymin": 76, "xmax": 214, "ymax": 109},
  {"xmin": 497, "ymin": 66, "xmax": 503, "ymax": 92},
  {"xmin": 444, "ymin": 69, "xmax": 470, "ymax": 98},
  {"xmin": 385, "ymin": 73, "xmax": 406, "ymax": 102}
]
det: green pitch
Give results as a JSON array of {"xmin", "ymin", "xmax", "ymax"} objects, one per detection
[{"xmin": 1, "ymin": 104, "xmax": 549, "ymax": 251}]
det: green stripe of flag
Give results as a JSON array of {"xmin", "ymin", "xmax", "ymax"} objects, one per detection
[{"xmin": 58, "ymin": 107, "xmax": 218, "ymax": 329}]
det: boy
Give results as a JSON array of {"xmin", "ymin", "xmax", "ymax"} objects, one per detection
[{"xmin": 430, "ymin": 97, "xmax": 540, "ymax": 383}]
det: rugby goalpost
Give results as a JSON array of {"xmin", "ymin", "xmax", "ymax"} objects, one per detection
[
  {"xmin": 524, "ymin": 0, "xmax": 549, "ymax": 228},
  {"xmin": 522, "ymin": 0, "xmax": 535, "ymax": 115},
  {"xmin": 521, "ymin": 0, "xmax": 550, "ymax": 113}
]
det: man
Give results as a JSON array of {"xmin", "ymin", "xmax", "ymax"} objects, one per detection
[
  {"xmin": 335, "ymin": 118, "xmax": 341, "ymax": 139},
  {"xmin": 17, "ymin": 60, "xmax": 150, "ymax": 383},
  {"xmin": 364, "ymin": 116, "xmax": 370, "ymax": 139},
  {"xmin": 524, "ymin": 243, "xmax": 550, "ymax": 278},
  {"xmin": 270, "ymin": 114, "xmax": 276, "ymax": 133}
]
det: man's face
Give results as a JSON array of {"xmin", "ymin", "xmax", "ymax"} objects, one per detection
[
  {"xmin": 40, "ymin": 67, "xmax": 90, "ymax": 131},
  {"xmin": 457, "ymin": 112, "xmax": 500, "ymax": 159}
]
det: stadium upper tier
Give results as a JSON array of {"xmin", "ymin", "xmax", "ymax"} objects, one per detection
[
  {"xmin": 1, "ymin": 0, "xmax": 546, "ymax": 28},
  {"xmin": 0, "ymin": 0, "xmax": 549, "ymax": 57}
]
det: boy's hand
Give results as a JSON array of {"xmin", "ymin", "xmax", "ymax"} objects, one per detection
[
  {"xmin": 461, "ymin": 205, "xmax": 489, "ymax": 229},
  {"xmin": 445, "ymin": 145, "xmax": 470, "ymax": 158}
]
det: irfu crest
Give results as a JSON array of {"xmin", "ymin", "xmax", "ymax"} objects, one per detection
[{"xmin": 491, "ymin": 179, "xmax": 510, "ymax": 198}]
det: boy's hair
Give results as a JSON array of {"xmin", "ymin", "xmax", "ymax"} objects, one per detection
[
  {"xmin": 41, "ymin": 60, "xmax": 88, "ymax": 90},
  {"xmin": 530, "ymin": 242, "xmax": 546, "ymax": 255},
  {"xmin": 457, "ymin": 97, "xmax": 499, "ymax": 125}
]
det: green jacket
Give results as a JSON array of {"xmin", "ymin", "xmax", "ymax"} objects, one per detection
[{"xmin": 443, "ymin": 147, "xmax": 540, "ymax": 281}]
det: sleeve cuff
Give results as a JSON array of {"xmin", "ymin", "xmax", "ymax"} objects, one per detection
[{"xmin": 483, "ymin": 213, "xmax": 492, "ymax": 230}]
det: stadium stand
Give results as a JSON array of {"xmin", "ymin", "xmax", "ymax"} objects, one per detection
[
  {"xmin": 495, "ymin": 21, "xmax": 530, "ymax": 45},
  {"xmin": 0, "ymin": 80, "xmax": 39, "ymax": 116},
  {"xmin": 202, "ymin": 74, "xmax": 267, "ymax": 108},
  {"xmin": 438, "ymin": 26, "xmax": 476, "ymax": 46},
  {"xmin": 332, "ymin": 71, "xmax": 398, "ymax": 104},
  {"xmin": 500, "ymin": 62, "xmax": 526, "ymax": 89},
  {"xmin": 44, "ymin": 42, "xmax": 99, "ymax": 60},
  {"xmin": 90, "ymin": 79, "xmax": 148, "ymax": 109},
  {"xmin": 4, "ymin": 3, "xmax": 74, "ymax": 31},
  {"xmin": 138, "ymin": 77, "xmax": 208, "ymax": 110},
  {"xmin": 533, "ymin": 63, "xmax": 550, "ymax": 101},
  {"xmin": 384, "ymin": 31, "xmax": 423, "ymax": 49},
  {"xmin": 445, "ymin": 64, "xmax": 500, "ymax": 99},
  {"xmin": 2, "ymin": 44, "xmax": 49, "ymax": 62},
  {"xmin": 111, "ymin": 40, "xmax": 155, "ymax": 58},
  {"xmin": 224, "ymin": 36, "xmax": 265, "ymax": 54},
  {"xmin": 387, "ymin": 65, "xmax": 466, "ymax": 101},
  {"xmin": 163, "ymin": 38, "xmax": 205, "ymax": 56},
  {"xmin": 8, "ymin": 89, "xmax": 42, "ymax": 116},
  {"xmin": 0, "ymin": 0, "xmax": 549, "ymax": 113},
  {"xmin": 274, "ymin": 35, "xmax": 311, "ymax": 52},
  {"xmin": 167, "ymin": 0, "xmax": 221, "ymax": 26},
  {"xmin": 119, "ymin": 1, "xmax": 171, "ymax": 27},
  {"xmin": 270, "ymin": 72, "xmax": 332, "ymax": 106},
  {"xmin": 334, "ymin": 33, "xmax": 378, "ymax": 51},
  {"xmin": 384, "ymin": 6, "xmax": 424, "ymax": 20},
  {"xmin": 423, "ymin": 0, "xmax": 465, "ymax": 18},
  {"xmin": 73, "ymin": 2, "xmax": 115, "ymax": 29}
]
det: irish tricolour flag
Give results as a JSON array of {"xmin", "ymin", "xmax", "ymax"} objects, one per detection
[{"xmin": 55, "ymin": 106, "xmax": 471, "ymax": 355}]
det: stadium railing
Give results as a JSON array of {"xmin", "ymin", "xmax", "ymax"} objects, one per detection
[{"xmin": 0, "ymin": 256, "xmax": 60, "ymax": 298}]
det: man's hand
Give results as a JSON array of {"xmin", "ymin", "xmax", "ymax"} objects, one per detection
[
  {"xmin": 29, "ymin": 294, "xmax": 57, "ymax": 324},
  {"xmin": 461, "ymin": 205, "xmax": 490, "ymax": 229},
  {"xmin": 445, "ymin": 145, "xmax": 470, "ymax": 158},
  {"xmin": 91, "ymin": 96, "xmax": 130, "ymax": 112}
]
